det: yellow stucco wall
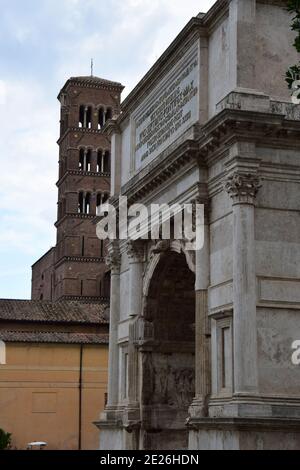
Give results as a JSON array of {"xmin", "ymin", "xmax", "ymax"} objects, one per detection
[{"xmin": 0, "ymin": 342, "xmax": 108, "ymax": 450}]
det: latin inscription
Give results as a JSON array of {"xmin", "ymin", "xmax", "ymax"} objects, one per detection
[{"xmin": 133, "ymin": 45, "xmax": 199, "ymax": 170}]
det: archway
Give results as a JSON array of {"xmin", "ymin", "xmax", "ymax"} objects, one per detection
[{"xmin": 141, "ymin": 250, "xmax": 195, "ymax": 450}]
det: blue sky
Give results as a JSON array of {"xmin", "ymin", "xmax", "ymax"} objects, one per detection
[{"xmin": 0, "ymin": 0, "xmax": 215, "ymax": 299}]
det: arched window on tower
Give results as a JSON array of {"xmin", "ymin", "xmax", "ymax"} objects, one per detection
[
  {"xmin": 98, "ymin": 108, "xmax": 104, "ymax": 129},
  {"xmin": 78, "ymin": 192, "xmax": 91, "ymax": 214},
  {"xmin": 105, "ymin": 108, "xmax": 112, "ymax": 121},
  {"xmin": 78, "ymin": 192, "xmax": 84, "ymax": 213},
  {"xmin": 85, "ymin": 192, "xmax": 91, "ymax": 214},
  {"xmin": 97, "ymin": 150, "xmax": 110, "ymax": 173},
  {"xmin": 79, "ymin": 149, "xmax": 92, "ymax": 171},
  {"xmin": 97, "ymin": 150, "xmax": 103, "ymax": 173},
  {"xmin": 79, "ymin": 105, "xmax": 92, "ymax": 128},
  {"xmin": 103, "ymin": 150, "xmax": 111, "ymax": 173}
]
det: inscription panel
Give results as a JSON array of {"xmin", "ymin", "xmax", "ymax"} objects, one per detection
[{"xmin": 132, "ymin": 42, "xmax": 200, "ymax": 171}]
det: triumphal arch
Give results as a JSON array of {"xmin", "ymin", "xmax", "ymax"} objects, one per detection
[{"xmin": 97, "ymin": 0, "xmax": 300, "ymax": 449}]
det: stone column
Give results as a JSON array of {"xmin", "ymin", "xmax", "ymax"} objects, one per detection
[
  {"xmin": 126, "ymin": 240, "xmax": 145, "ymax": 406},
  {"xmin": 229, "ymin": 0, "xmax": 256, "ymax": 91},
  {"xmin": 190, "ymin": 202, "xmax": 210, "ymax": 418},
  {"xmin": 225, "ymin": 172, "xmax": 261, "ymax": 396},
  {"xmin": 127, "ymin": 240, "xmax": 145, "ymax": 318},
  {"xmin": 106, "ymin": 241, "xmax": 121, "ymax": 408}
]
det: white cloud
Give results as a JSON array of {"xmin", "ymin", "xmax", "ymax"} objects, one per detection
[
  {"xmin": 0, "ymin": 0, "xmax": 216, "ymax": 297},
  {"xmin": 54, "ymin": 0, "xmax": 215, "ymax": 96},
  {"xmin": 0, "ymin": 79, "xmax": 57, "ymax": 257}
]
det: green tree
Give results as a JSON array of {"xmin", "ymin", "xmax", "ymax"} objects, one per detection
[
  {"xmin": 0, "ymin": 428, "xmax": 12, "ymax": 450},
  {"xmin": 286, "ymin": 0, "xmax": 300, "ymax": 99}
]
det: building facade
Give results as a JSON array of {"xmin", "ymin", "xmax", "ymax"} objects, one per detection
[
  {"xmin": 0, "ymin": 300, "xmax": 109, "ymax": 450},
  {"xmin": 97, "ymin": 0, "xmax": 300, "ymax": 450},
  {"xmin": 0, "ymin": 75, "xmax": 124, "ymax": 450},
  {"xmin": 32, "ymin": 76, "xmax": 124, "ymax": 302}
]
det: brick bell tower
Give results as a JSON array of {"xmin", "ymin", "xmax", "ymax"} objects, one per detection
[
  {"xmin": 52, "ymin": 75, "xmax": 123, "ymax": 301},
  {"xmin": 32, "ymin": 76, "xmax": 124, "ymax": 301}
]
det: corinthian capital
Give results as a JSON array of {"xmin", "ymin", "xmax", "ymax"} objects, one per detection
[
  {"xmin": 106, "ymin": 241, "xmax": 121, "ymax": 274},
  {"xmin": 126, "ymin": 240, "xmax": 145, "ymax": 263},
  {"xmin": 225, "ymin": 172, "xmax": 261, "ymax": 205}
]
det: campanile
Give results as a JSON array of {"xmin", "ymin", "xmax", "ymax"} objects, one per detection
[{"xmin": 32, "ymin": 75, "xmax": 124, "ymax": 301}]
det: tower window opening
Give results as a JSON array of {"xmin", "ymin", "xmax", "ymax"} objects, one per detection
[
  {"xmin": 98, "ymin": 108, "xmax": 104, "ymax": 129},
  {"xmin": 78, "ymin": 192, "xmax": 84, "ymax": 213},
  {"xmin": 104, "ymin": 150, "xmax": 111, "ymax": 173},
  {"xmin": 79, "ymin": 192, "xmax": 91, "ymax": 214},
  {"xmin": 97, "ymin": 150, "xmax": 110, "ymax": 173},
  {"xmin": 105, "ymin": 108, "xmax": 112, "ymax": 121},
  {"xmin": 79, "ymin": 149, "xmax": 92, "ymax": 171},
  {"xmin": 79, "ymin": 105, "xmax": 92, "ymax": 129},
  {"xmin": 97, "ymin": 150, "xmax": 103, "ymax": 173},
  {"xmin": 79, "ymin": 105, "xmax": 85, "ymax": 128},
  {"xmin": 85, "ymin": 192, "xmax": 91, "ymax": 214}
]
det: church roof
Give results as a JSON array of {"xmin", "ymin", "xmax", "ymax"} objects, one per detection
[
  {"xmin": 58, "ymin": 75, "xmax": 124, "ymax": 98},
  {"xmin": 0, "ymin": 299, "xmax": 109, "ymax": 325},
  {"xmin": 0, "ymin": 330, "xmax": 108, "ymax": 345}
]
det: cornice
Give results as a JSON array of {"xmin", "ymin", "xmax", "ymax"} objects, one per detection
[
  {"xmin": 56, "ymin": 295, "xmax": 110, "ymax": 303},
  {"xmin": 54, "ymin": 255, "xmax": 106, "ymax": 269},
  {"xmin": 55, "ymin": 213, "xmax": 96, "ymax": 228},
  {"xmin": 187, "ymin": 417, "xmax": 300, "ymax": 433},
  {"xmin": 56, "ymin": 170, "xmax": 110, "ymax": 187},
  {"xmin": 118, "ymin": 138, "xmax": 200, "ymax": 205},
  {"xmin": 58, "ymin": 78, "xmax": 124, "ymax": 100},
  {"xmin": 198, "ymin": 108, "xmax": 300, "ymax": 163},
  {"xmin": 57, "ymin": 126, "xmax": 110, "ymax": 145}
]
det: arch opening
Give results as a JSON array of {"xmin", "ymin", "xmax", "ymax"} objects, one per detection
[{"xmin": 141, "ymin": 251, "xmax": 195, "ymax": 450}]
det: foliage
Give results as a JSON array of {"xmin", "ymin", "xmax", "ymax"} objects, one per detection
[
  {"xmin": 0, "ymin": 428, "xmax": 12, "ymax": 450},
  {"xmin": 286, "ymin": 0, "xmax": 300, "ymax": 95}
]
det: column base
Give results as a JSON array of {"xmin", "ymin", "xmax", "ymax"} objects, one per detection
[
  {"xmin": 188, "ymin": 397, "xmax": 209, "ymax": 418},
  {"xmin": 95, "ymin": 405, "xmax": 141, "ymax": 450},
  {"xmin": 188, "ymin": 417, "xmax": 300, "ymax": 450}
]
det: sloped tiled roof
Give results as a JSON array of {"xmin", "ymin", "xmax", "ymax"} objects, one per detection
[
  {"xmin": 0, "ymin": 299, "xmax": 109, "ymax": 325},
  {"xmin": 0, "ymin": 330, "xmax": 108, "ymax": 345},
  {"xmin": 58, "ymin": 75, "xmax": 124, "ymax": 98},
  {"xmin": 71, "ymin": 76, "xmax": 123, "ymax": 87}
]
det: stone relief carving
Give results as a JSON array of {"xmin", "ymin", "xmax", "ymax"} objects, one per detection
[
  {"xmin": 152, "ymin": 365, "xmax": 195, "ymax": 407},
  {"xmin": 143, "ymin": 353, "xmax": 195, "ymax": 408}
]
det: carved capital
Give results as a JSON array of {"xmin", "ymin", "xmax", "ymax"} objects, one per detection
[
  {"xmin": 106, "ymin": 241, "xmax": 121, "ymax": 274},
  {"xmin": 126, "ymin": 240, "xmax": 145, "ymax": 263},
  {"xmin": 225, "ymin": 172, "xmax": 261, "ymax": 205}
]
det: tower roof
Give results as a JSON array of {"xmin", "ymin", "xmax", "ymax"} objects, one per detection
[{"xmin": 58, "ymin": 75, "xmax": 124, "ymax": 99}]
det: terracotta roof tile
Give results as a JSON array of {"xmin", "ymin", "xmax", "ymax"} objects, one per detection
[
  {"xmin": 0, "ymin": 330, "xmax": 108, "ymax": 345},
  {"xmin": 0, "ymin": 299, "xmax": 109, "ymax": 325}
]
